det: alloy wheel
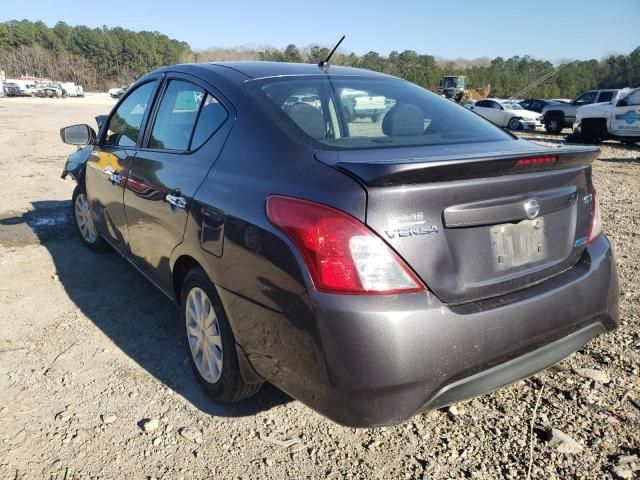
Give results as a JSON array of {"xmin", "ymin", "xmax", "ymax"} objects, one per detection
[{"xmin": 74, "ymin": 193, "xmax": 97, "ymax": 243}]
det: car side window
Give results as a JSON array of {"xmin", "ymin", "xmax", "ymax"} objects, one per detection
[
  {"xmin": 625, "ymin": 90, "xmax": 640, "ymax": 106},
  {"xmin": 190, "ymin": 94, "xmax": 228, "ymax": 150},
  {"xmin": 574, "ymin": 91, "xmax": 597, "ymax": 106},
  {"xmin": 598, "ymin": 91, "xmax": 614, "ymax": 103},
  {"xmin": 149, "ymin": 80, "xmax": 205, "ymax": 151},
  {"xmin": 475, "ymin": 100, "xmax": 490, "ymax": 108},
  {"xmin": 491, "ymin": 101, "xmax": 502, "ymax": 110},
  {"xmin": 104, "ymin": 81, "xmax": 157, "ymax": 147}
]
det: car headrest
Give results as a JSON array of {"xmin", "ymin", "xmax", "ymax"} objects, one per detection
[
  {"xmin": 287, "ymin": 103, "xmax": 325, "ymax": 139},
  {"xmin": 382, "ymin": 104, "xmax": 424, "ymax": 137}
]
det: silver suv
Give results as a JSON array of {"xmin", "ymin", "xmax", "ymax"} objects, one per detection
[{"xmin": 542, "ymin": 89, "xmax": 619, "ymax": 133}]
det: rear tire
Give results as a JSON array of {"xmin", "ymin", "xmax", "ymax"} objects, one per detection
[
  {"xmin": 72, "ymin": 185, "xmax": 109, "ymax": 252},
  {"xmin": 544, "ymin": 114, "xmax": 563, "ymax": 134},
  {"xmin": 181, "ymin": 267, "xmax": 262, "ymax": 403}
]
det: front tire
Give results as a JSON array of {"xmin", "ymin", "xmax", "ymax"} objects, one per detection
[
  {"xmin": 544, "ymin": 114, "xmax": 563, "ymax": 134},
  {"xmin": 507, "ymin": 117, "xmax": 521, "ymax": 130},
  {"xmin": 181, "ymin": 267, "xmax": 262, "ymax": 403},
  {"xmin": 72, "ymin": 185, "xmax": 109, "ymax": 252},
  {"xmin": 581, "ymin": 119, "xmax": 607, "ymax": 144}
]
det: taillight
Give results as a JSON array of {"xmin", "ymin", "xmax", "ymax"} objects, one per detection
[
  {"xmin": 588, "ymin": 189, "xmax": 602, "ymax": 244},
  {"xmin": 266, "ymin": 195, "xmax": 425, "ymax": 295},
  {"xmin": 516, "ymin": 156, "xmax": 557, "ymax": 166}
]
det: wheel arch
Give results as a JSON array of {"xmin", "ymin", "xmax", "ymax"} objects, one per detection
[
  {"xmin": 544, "ymin": 109, "xmax": 565, "ymax": 121},
  {"xmin": 172, "ymin": 254, "xmax": 202, "ymax": 305},
  {"xmin": 171, "ymin": 254, "xmax": 264, "ymax": 384},
  {"xmin": 507, "ymin": 116, "xmax": 521, "ymax": 128}
]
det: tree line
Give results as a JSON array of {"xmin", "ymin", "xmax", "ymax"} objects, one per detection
[
  {"xmin": 0, "ymin": 20, "xmax": 190, "ymax": 90},
  {"xmin": 1, "ymin": 20, "xmax": 638, "ymax": 98},
  {"xmin": 259, "ymin": 44, "xmax": 640, "ymax": 99}
]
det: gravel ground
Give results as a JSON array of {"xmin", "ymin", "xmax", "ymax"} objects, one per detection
[{"xmin": 0, "ymin": 98, "xmax": 638, "ymax": 479}]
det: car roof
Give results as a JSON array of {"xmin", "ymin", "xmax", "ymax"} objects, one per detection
[{"xmin": 160, "ymin": 61, "xmax": 392, "ymax": 81}]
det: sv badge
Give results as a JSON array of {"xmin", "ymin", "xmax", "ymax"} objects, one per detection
[{"xmin": 385, "ymin": 225, "xmax": 439, "ymax": 239}]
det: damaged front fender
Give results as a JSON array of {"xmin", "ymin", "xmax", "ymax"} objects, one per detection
[{"xmin": 61, "ymin": 144, "xmax": 94, "ymax": 184}]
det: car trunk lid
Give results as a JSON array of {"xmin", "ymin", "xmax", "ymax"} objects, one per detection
[{"xmin": 316, "ymin": 140, "xmax": 598, "ymax": 305}]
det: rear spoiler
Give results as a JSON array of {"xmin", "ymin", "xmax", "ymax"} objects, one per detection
[{"xmin": 325, "ymin": 146, "xmax": 599, "ymax": 187}]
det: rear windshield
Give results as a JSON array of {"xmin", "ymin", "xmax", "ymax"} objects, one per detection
[{"xmin": 246, "ymin": 75, "xmax": 512, "ymax": 150}]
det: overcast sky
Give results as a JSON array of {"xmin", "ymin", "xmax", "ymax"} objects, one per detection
[{"xmin": 2, "ymin": 0, "xmax": 639, "ymax": 61}]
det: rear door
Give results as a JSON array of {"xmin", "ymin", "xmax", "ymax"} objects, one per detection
[
  {"xmin": 470, "ymin": 100, "xmax": 496, "ymax": 124},
  {"xmin": 609, "ymin": 88, "xmax": 640, "ymax": 137},
  {"xmin": 123, "ymin": 74, "xmax": 232, "ymax": 291},
  {"xmin": 596, "ymin": 90, "xmax": 616, "ymax": 104},
  {"xmin": 85, "ymin": 79, "xmax": 160, "ymax": 248},
  {"xmin": 490, "ymin": 101, "xmax": 508, "ymax": 126}
]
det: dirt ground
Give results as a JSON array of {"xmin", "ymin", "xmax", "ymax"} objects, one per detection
[{"xmin": 0, "ymin": 96, "xmax": 638, "ymax": 480}]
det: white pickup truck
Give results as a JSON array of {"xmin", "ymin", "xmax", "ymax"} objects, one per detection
[
  {"xmin": 571, "ymin": 87, "xmax": 640, "ymax": 144},
  {"xmin": 341, "ymin": 89, "xmax": 387, "ymax": 122}
]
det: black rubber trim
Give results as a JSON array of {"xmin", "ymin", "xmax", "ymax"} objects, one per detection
[{"xmin": 423, "ymin": 322, "xmax": 605, "ymax": 410}]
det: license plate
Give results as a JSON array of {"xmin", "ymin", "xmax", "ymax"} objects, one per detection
[{"xmin": 490, "ymin": 218, "xmax": 546, "ymax": 271}]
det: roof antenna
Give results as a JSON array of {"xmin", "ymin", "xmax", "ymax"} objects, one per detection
[{"xmin": 318, "ymin": 35, "xmax": 346, "ymax": 71}]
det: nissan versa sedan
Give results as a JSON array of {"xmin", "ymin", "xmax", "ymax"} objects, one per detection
[{"xmin": 59, "ymin": 62, "xmax": 619, "ymax": 427}]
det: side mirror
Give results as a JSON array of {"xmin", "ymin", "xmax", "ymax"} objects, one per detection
[
  {"xmin": 60, "ymin": 124, "xmax": 96, "ymax": 145},
  {"xmin": 616, "ymin": 99, "xmax": 628, "ymax": 107}
]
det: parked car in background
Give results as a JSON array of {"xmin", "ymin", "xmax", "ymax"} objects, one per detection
[
  {"xmin": 35, "ymin": 82, "xmax": 63, "ymax": 98},
  {"xmin": 59, "ymin": 61, "xmax": 618, "ymax": 427},
  {"xmin": 468, "ymin": 99, "xmax": 543, "ymax": 130},
  {"xmin": 2, "ymin": 81, "xmax": 21, "ymax": 97},
  {"xmin": 341, "ymin": 88, "xmax": 387, "ymax": 122},
  {"xmin": 541, "ymin": 89, "xmax": 619, "ymax": 134},
  {"xmin": 571, "ymin": 87, "xmax": 640, "ymax": 144},
  {"xmin": 519, "ymin": 98, "xmax": 566, "ymax": 113},
  {"xmin": 109, "ymin": 85, "xmax": 129, "ymax": 98},
  {"xmin": 60, "ymin": 82, "xmax": 85, "ymax": 97},
  {"xmin": 283, "ymin": 93, "xmax": 321, "ymax": 109}
]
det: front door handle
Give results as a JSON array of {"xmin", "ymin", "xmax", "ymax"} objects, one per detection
[{"xmin": 166, "ymin": 193, "xmax": 187, "ymax": 209}]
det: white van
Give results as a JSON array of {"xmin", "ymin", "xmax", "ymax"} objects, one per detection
[
  {"xmin": 8, "ymin": 79, "xmax": 37, "ymax": 96},
  {"xmin": 60, "ymin": 82, "xmax": 85, "ymax": 97}
]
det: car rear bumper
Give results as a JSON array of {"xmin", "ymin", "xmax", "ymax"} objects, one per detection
[
  {"xmin": 224, "ymin": 234, "xmax": 618, "ymax": 427},
  {"xmin": 423, "ymin": 321, "xmax": 604, "ymax": 410}
]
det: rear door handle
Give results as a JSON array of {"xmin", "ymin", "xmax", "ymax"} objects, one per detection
[{"xmin": 166, "ymin": 193, "xmax": 187, "ymax": 209}]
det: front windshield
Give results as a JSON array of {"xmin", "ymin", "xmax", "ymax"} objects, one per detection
[
  {"xmin": 443, "ymin": 78, "xmax": 457, "ymax": 88},
  {"xmin": 502, "ymin": 102, "xmax": 523, "ymax": 110},
  {"xmin": 247, "ymin": 75, "xmax": 513, "ymax": 150}
]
